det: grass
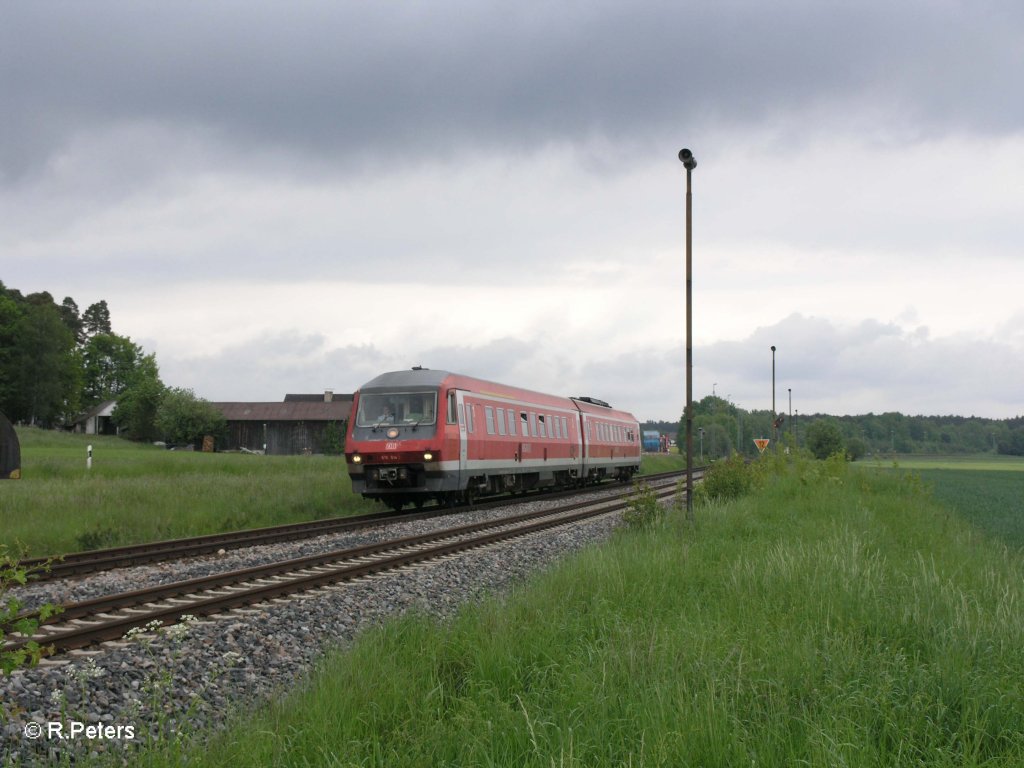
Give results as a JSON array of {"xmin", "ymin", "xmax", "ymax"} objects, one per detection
[
  {"xmin": 2, "ymin": 429, "xmax": 683, "ymax": 557},
  {"xmin": 125, "ymin": 455, "xmax": 1024, "ymax": 767},
  {"xmin": 1, "ymin": 428, "xmax": 376, "ymax": 557},
  {"xmin": 875, "ymin": 454, "xmax": 1024, "ymax": 472},
  {"xmin": 865, "ymin": 453, "xmax": 1024, "ymax": 550}
]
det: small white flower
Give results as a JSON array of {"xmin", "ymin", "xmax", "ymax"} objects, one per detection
[{"xmin": 164, "ymin": 622, "xmax": 191, "ymax": 641}]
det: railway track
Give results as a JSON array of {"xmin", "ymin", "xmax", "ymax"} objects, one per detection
[
  {"xmin": 18, "ymin": 470, "xmax": 693, "ymax": 582},
  {"xmin": 5, "ymin": 478, "xmax": 690, "ymax": 658}
]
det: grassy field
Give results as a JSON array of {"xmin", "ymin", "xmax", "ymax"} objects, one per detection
[
  {"xmin": 1, "ymin": 430, "xmax": 686, "ymax": 557},
  {"xmin": 1, "ymin": 428, "xmax": 375, "ymax": 557},
  {"xmin": 870, "ymin": 453, "xmax": 1024, "ymax": 471},
  {"xmin": 125, "ymin": 456, "xmax": 1024, "ymax": 767},
  {"xmin": 864, "ymin": 453, "xmax": 1024, "ymax": 550}
]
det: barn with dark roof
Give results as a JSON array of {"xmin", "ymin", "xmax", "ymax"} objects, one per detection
[{"xmin": 211, "ymin": 391, "xmax": 352, "ymax": 455}]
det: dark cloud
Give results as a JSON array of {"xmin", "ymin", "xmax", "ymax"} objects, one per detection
[{"xmin": 4, "ymin": 1, "xmax": 1023, "ymax": 180}]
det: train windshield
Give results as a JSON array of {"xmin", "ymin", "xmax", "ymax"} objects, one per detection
[{"xmin": 355, "ymin": 392, "xmax": 438, "ymax": 428}]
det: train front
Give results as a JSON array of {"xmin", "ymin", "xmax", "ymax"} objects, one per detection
[{"xmin": 344, "ymin": 375, "xmax": 449, "ymax": 510}]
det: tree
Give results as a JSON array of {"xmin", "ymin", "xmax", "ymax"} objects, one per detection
[
  {"xmin": 997, "ymin": 429, "xmax": 1024, "ymax": 457},
  {"xmin": 81, "ymin": 332, "xmax": 143, "ymax": 406},
  {"xmin": 112, "ymin": 353, "xmax": 165, "ymax": 441},
  {"xmin": 58, "ymin": 297, "xmax": 84, "ymax": 345},
  {"xmin": 806, "ymin": 419, "xmax": 845, "ymax": 460},
  {"xmin": 0, "ymin": 292, "xmax": 21, "ymax": 412},
  {"xmin": 9, "ymin": 299, "xmax": 81, "ymax": 425},
  {"xmin": 81, "ymin": 300, "xmax": 112, "ymax": 340},
  {"xmin": 155, "ymin": 387, "xmax": 226, "ymax": 446},
  {"xmin": 846, "ymin": 436, "xmax": 867, "ymax": 461}
]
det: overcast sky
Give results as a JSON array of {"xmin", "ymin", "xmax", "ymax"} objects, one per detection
[{"xmin": 3, "ymin": 1, "xmax": 1023, "ymax": 421}]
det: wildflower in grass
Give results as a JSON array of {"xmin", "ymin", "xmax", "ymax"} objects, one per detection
[
  {"xmin": 162, "ymin": 613, "xmax": 199, "ymax": 642},
  {"xmin": 64, "ymin": 657, "xmax": 106, "ymax": 684},
  {"xmin": 124, "ymin": 619, "xmax": 164, "ymax": 642}
]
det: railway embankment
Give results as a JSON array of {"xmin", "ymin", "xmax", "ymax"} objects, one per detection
[
  {"xmin": 154, "ymin": 456, "xmax": 1023, "ymax": 767},
  {"xmin": 5, "ymin": 454, "xmax": 1023, "ymax": 765}
]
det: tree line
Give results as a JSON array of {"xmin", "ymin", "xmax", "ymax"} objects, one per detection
[
  {"xmin": 642, "ymin": 395, "xmax": 1024, "ymax": 460},
  {"xmin": 0, "ymin": 281, "xmax": 224, "ymax": 445}
]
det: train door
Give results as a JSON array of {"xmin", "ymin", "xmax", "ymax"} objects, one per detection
[{"xmin": 456, "ymin": 390, "xmax": 468, "ymax": 486}]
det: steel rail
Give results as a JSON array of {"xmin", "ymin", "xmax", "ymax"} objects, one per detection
[
  {"xmin": 18, "ymin": 469, "xmax": 692, "ymax": 582},
  {"xmin": 6, "ymin": 481, "xmax": 687, "ymax": 656}
]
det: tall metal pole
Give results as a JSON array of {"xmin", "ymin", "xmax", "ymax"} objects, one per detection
[
  {"xmin": 771, "ymin": 345, "xmax": 777, "ymax": 446},
  {"xmin": 679, "ymin": 148, "xmax": 696, "ymax": 520}
]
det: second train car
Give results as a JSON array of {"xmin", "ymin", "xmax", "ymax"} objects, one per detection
[{"xmin": 344, "ymin": 368, "xmax": 641, "ymax": 510}]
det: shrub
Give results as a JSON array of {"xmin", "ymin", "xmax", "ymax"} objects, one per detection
[
  {"xmin": 806, "ymin": 420, "xmax": 845, "ymax": 460},
  {"xmin": 694, "ymin": 453, "xmax": 755, "ymax": 505},
  {"xmin": 1, "ymin": 546, "xmax": 62, "ymax": 674},
  {"xmin": 622, "ymin": 482, "xmax": 666, "ymax": 529}
]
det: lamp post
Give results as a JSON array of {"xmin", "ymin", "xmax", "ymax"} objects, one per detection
[
  {"xmin": 679, "ymin": 147, "xmax": 697, "ymax": 520},
  {"xmin": 699, "ymin": 427, "xmax": 705, "ymax": 462},
  {"xmin": 788, "ymin": 388, "xmax": 792, "ymax": 443},
  {"xmin": 771, "ymin": 345, "xmax": 777, "ymax": 446}
]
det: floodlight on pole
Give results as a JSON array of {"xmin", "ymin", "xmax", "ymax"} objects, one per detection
[{"xmin": 679, "ymin": 147, "xmax": 696, "ymax": 520}]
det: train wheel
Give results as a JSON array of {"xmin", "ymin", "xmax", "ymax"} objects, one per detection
[{"xmin": 387, "ymin": 500, "xmax": 404, "ymax": 512}]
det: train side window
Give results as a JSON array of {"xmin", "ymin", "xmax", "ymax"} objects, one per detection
[
  {"xmin": 537, "ymin": 414, "xmax": 546, "ymax": 438},
  {"xmin": 550, "ymin": 414, "xmax": 557, "ymax": 439},
  {"xmin": 508, "ymin": 410, "xmax": 516, "ymax": 436},
  {"xmin": 447, "ymin": 391, "xmax": 457, "ymax": 424},
  {"xmin": 530, "ymin": 412, "xmax": 537, "ymax": 437},
  {"xmin": 458, "ymin": 404, "xmax": 465, "ymax": 427},
  {"xmin": 521, "ymin": 412, "xmax": 528, "ymax": 436},
  {"xmin": 553, "ymin": 416, "xmax": 561, "ymax": 439},
  {"xmin": 562, "ymin": 416, "xmax": 569, "ymax": 439},
  {"xmin": 496, "ymin": 408, "xmax": 507, "ymax": 436},
  {"xmin": 467, "ymin": 404, "xmax": 475, "ymax": 434},
  {"xmin": 485, "ymin": 406, "xmax": 495, "ymax": 435}
]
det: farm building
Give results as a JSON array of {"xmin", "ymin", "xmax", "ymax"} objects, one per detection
[
  {"xmin": 72, "ymin": 400, "xmax": 119, "ymax": 435},
  {"xmin": 211, "ymin": 391, "xmax": 352, "ymax": 455}
]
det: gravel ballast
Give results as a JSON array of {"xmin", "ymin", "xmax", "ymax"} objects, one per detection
[{"xmin": 1, "ymin": 492, "xmax": 638, "ymax": 765}]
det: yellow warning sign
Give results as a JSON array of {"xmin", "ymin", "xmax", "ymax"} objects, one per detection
[{"xmin": 754, "ymin": 438, "xmax": 770, "ymax": 454}]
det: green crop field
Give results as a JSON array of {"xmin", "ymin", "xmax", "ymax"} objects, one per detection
[{"xmin": 866, "ymin": 454, "xmax": 1024, "ymax": 550}]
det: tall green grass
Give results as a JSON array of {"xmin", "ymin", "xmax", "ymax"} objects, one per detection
[
  {"xmin": 132, "ymin": 457, "xmax": 1024, "ymax": 766},
  {"xmin": 1, "ymin": 429, "xmax": 375, "ymax": 556},
  {"xmin": 2, "ymin": 430, "xmax": 680, "ymax": 557}
]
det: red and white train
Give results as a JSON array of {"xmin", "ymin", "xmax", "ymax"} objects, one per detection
[{"xmin": 344, "ymin": 368, "xmax": 641, "ymax": 510}]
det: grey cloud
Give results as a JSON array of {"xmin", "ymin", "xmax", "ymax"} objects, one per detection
[
  {"xmin": 700, "ymin": 314, "xmax": 1024, "ymax": 418},
  {"xmin": 4, "ymin": 1, "xmax": 1023, "ymax": 180}
]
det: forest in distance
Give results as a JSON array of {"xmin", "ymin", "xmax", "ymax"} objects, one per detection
[
  {"xmin": 647, "ymin": 395, "xmax": 1024, "ymax": 461},
  {"xmin": 2, "ymin": 280, "xmax": 1021, "ymax": 459}
]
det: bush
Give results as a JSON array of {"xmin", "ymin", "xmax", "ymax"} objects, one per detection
[
  {"xmin": 1, "ymin": 546, "xmax": 62, "ymax": 674},
  {"xmin": 155, "ymin": 387, "xmax": 226, "ymax": 446},
  {"xmin": 806, "ymin": 420, "xmax": 845, "ymax": 460},
  {"xmin": 694, "ymin": 453, "xmax": 756, "ymax": 505},
  {"xmin": 622, "ymin": 482, "xmax": 666, "ymax": 529}
]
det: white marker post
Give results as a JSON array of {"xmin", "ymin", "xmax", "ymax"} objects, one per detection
[{"xmin": 87, "ymin": 444, "xmax": 93, "ymax": 470}]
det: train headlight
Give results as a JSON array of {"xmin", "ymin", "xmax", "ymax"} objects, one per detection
[
  {"xmin": 423, "ymin": 452, "xmax": 433, "ymax": 461},
  {"xmin": 351, "ymin": 454, "xmax": 362, "ymax": 464}
]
